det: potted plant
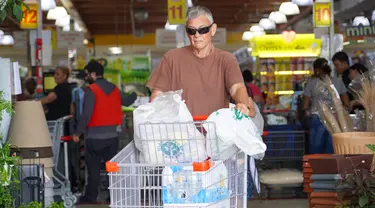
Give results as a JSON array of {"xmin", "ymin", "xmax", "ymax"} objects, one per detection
[
  {"xmin": 336, "ymin": 145, "xmax": 375, "ymax": 208},
  {"xmin": 0, "ymin": 0, "xmax": 30, "ymax": 22}
]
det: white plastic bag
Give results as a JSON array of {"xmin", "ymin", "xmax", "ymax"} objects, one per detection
[
  {"xmin": 204, "ymin": 105, "xmax": 267, "ymax": 160},
  {"xmin": 133, "ymin": 90, "xmax": 207, "ymax": 165}
]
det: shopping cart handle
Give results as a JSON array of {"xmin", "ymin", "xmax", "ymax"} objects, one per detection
[
  {"xmin": 106, "ymin": 161, "xmax": 119, "ymax": 173},
  {"xmin": 193, "ymin": 116, "xmax": 208, "ymax": 121},
  {"xmin": 61, "ymin": 136, "xmax": 72, "ymax": 142}
]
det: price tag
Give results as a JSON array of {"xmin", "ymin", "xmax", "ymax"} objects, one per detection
[
  {"xmin": 167, "ymin": 0, "xmax": 186, "ymax": 25},
  {"xmin": 313, "ymin": 2, "xmax": 331, "ymax": 27},
  {"xmin": 20, "ymin": 3, "xmax": 38, "ymax": 29}
]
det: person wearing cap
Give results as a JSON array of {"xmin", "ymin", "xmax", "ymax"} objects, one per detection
[{"xmin": 72, "ymin": 61, "xmax": 139, "ymax": 204}]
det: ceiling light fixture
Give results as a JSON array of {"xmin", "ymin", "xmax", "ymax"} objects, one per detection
[
  {"xmin": 279, "ymin": 2, "xmax": 300, "ymax": 16},
  {"xmin": 47, "ymin": 6, "xmax": 67, "ymax": 20},
  {"xmin": 41, "ymin": 0, "xmax": 56, "ymax": 11},
  {"xmin": 269, "ymin": 11, "xmax": 287, "ymax": 24},
  {"xmin": 109, "ymin": 47, "xmax": 123, "ymax": 55},
  {"xmin": 242, "ymin": 31, "xmax": 253, "ymax": 41},
  {"xmin": 353, "ymin": 16, "xmax": 370, "ymax": 26},
  {"xmin": 250, "ymin": 25, "xmax": 265, "ymax": 32},
  {"xmin": 165, "ymin": 21, "xmax": 177, "ymax": 30},
  {"xmin": 259, "ymin": 18, "xmax": 276, "ymax": 30},
  {"xmin": 55, "ymin": 15, "xmax": 71, "ymax": 27},
  {"xmin": 292, "ymin": 0, "xmax": 313, "ymax": 6},
  {"xmin": 0, "ymin": 35, "xmax": 15, "ymax": 45}
]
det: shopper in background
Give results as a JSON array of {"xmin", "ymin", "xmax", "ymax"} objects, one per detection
[
  {"xmin": 147, "ymin": 6, "xmax": 256, "ymax": 118},
  {"xmin": 242, "ymin": 70, "xmax": 264, "ymax": 105},
  {"xmin": 349, "ymin": 63, "xmax": 368, "ymax": 111},
  {"xmin": 17, "ymin": 77, "xmax": 37, "ymax": 101},
  {"xmin": 39, "ymin": 66, "xmax": 72, "ymax": 120},
  {"xmin": 332, "ymin": 51, "xmax": 351, "ymax": 88},
  {"xmin": 303, "ymin": 58, "xmax": 349, "ymax": 154},
  {"xmin": 72, "ymin": 61, "xmax": 138, "ymax": 204}
]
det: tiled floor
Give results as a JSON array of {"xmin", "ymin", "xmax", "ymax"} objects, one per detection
[{"xmin": 76, "ymin": 199, "xmax": 309, "ymax": 208}]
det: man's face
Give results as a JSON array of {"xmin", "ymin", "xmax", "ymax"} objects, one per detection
[
  {"xmin": 333, "ymin": 60, "xmax": 347, "ymax": 75},
  {"xmin": 84, "ymin": 69, "xmax": 95, "ymax": 84},
  {"xmin": 186, "ymin": 15, "xmax": 216, "ymax": 50}
]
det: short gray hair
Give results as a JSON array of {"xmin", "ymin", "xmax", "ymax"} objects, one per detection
[{"xmin": 186, "ymin": 6, "xmax": 214, "ymax": 24}]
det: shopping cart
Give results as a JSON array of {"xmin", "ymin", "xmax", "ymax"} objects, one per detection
[
  {"xmin": 106, "ymin": 117, "xmax": 248, "ymax": 208},
  {"xmin": 257, "ymin": 125, "xmax": 306, "ymax": 199},
  {"xmin": 47, "ymin": 116, "xmax": 77, "ymax": 207}
]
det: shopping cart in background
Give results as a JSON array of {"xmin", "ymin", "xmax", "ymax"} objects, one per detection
[
  {"xmin": 47, "ymin": 116, "xmax": 77, "ymax": 207},
  {"xmin": 257, "ymin": 124, "xmax": 306, "ymax": 199},
  {"xmin": 106, "ymin": 117, "xmax": 248, "ymax": 208}
]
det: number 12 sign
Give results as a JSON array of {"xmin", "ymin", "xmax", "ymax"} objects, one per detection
[
  {"xmin": 168, "ymin": 0, "xmax": 186, "ymax": 25},
  {"xmin": 314, "ymin": 2, "xmax": 331, "ymax": 27},
  {"xmin": 20, "ymin": 3, "xmax": 38, "ymax": 29}
]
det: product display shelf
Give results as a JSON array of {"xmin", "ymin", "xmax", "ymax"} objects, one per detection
[{"xmin": 256, "ymin": 57, "xmax": 316, "ymax": 116}]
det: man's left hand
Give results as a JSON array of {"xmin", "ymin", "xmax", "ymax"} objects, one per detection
[
  {"xmin": 236, "ymin": 98, "xmax": 256, "ymax": 118},
  {"xmin": 73, "ymin": 135, "xmax": 80, "ymax": 143}
]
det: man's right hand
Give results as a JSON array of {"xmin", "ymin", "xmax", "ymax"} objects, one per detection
[
  {"xmin": 150, "ymin": 89, "xmax": 163, "ymax": 102},
  {"xmin": 73, "ymin": 135, "xmax": 80, "ymax": 143}
]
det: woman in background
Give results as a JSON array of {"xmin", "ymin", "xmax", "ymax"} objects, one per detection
[
  {"xmin": 303, "ymin": 58, "xmax": 349, "ymax": 154},
  {"xmin": 39, "ymin": 66, "xmax": 72, "ymax": 120},
  {"xmin": 242, "ymin": 70, "xmax": 264, "ymax": 105},
  {"xmin": 348, "ymin": 63, "xmax": 368, "ymax": 111}
]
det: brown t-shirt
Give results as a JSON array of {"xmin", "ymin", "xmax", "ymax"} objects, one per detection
[{"xmin": 147, "ymin": 46, "xmax": 243, "ymax": 116}]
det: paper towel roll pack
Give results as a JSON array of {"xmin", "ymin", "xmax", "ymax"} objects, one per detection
[{"xmin": 162, "ymin": 161, "xmax": 230, "ymax": 207}]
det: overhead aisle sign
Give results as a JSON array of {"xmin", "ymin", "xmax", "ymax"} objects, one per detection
[
  {"xmin": 313, "ymin": 2, "xmax": 331, "ymax": 27},
  {"xmin": 20, "ymin": 3, "xmax": 38, "ymax": 29},
  {"xmin": 167, "ymin": 0, "xmax": 186, "ymax": 25}
]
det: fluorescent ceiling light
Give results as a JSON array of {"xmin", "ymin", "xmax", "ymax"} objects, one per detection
[
  {"xmin": 55, "ymin": 15, "xmax": 71, "ymax": 27},
  {"xmin": 259, "ymin": 18, "xmax": 276, "ymax": 30},
  {"xmin": 279, "ymin": 2, "xmax": 300, "ymax": 16},
  {"xmin": 242, "ymin": 31, "xmax": 253, "ymax": 41},
  {"xmin": 292, "ymin": 0, "xmax": 313, "ymax": 6},
  {"xmin": 109, "ymin": 47, "xmax": 123, "ymax": 55},
  {"xmin": 0, "ymin": 35, "xmax": 15, "ymax": 45},
  {"xmin": 269, "ymin": 11, "xmax": 287, "ymax": 24},
  {"xmin": 187, "ymin": 0, "xmax": 193, "ymax": 7},
  {"xmin": 165, "ymin": 21, "xmax": 177, "ymax": 30},
  {"xmin": 47, "ymin": 6, "xmax": 67, "ymax": 20},
  {"xmin": 353, "ymin": 16, "xmax": 370, "ymax": 26},
  {"xmin": 42, "ymin": 0, "xmax": 56, "ymax": 11},
  {"xmin": 250, "ymin": 25, "xmax": 264, "ymax": 32}
]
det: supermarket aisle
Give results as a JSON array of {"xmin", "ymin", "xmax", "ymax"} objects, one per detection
[{"xmin": 76, "ymin": 199, "xmax": 309, "ymax": 208}]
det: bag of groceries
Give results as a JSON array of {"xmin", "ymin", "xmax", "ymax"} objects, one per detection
[{"xmin": 133, "ymin": 90, "xmax": 207, "ymax": 165}]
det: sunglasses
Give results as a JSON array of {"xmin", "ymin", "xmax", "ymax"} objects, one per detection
[{"xmin": 185, "ymin": 23, "xmax": 214, "ymax": 36}]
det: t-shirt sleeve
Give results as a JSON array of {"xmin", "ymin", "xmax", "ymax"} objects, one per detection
[
  {"xmin": 303, "ymin": 79, "xmax": 313, "ymax": 97},
  {"xmin": 147, "ymin": 56, "xmax": 172, "ymax": 92},
  {"xmin": 337, "ymin": 79, "xmax": 348, "ymax": 95},
  {"xmin": 224, "ymin": 54, "xmax": 244, "ymax": 91}
]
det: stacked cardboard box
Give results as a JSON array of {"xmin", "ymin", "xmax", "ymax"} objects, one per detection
[{"xmin": 308, "ymin": 154, "xmax": 372, "ymax": 208}]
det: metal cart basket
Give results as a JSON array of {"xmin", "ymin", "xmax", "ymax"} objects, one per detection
[
  {"xmin": 107, "ymin": 120, "xmax": 248, "ymax": 208},
  {"xmin": 47, "ymin": 116, "xmax": 77, "ymax": 207}
]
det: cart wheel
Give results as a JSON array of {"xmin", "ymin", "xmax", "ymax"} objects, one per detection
[{"xmin": 63, "ymin": 198, "xmax": 74, "ymax": 207}]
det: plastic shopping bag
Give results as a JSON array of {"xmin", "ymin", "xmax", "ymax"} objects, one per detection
[
  {"xmin": 133, "ymin": 90, "xmax": 207, "ymax": 165},
  {"xmin": 204, "ymin": 105, "xmax": 267, "ymax": 160}
]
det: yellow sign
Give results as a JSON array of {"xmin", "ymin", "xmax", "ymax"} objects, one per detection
[
  {"xmin": 167, "ymin": 0, "xmax": 186, "ymax": 25},
  {"xmin": 43, "ymin": 26, "xmax": 57, "ymax": 49},
  {"xmin": 314, "ymin": 2, "xmax": 331, "ymax": 27},
  {"xmin": 250, "ymin": 34, "xmax": 322, "ymax": 58},
  {"xmin": 20, "ymin": 3, "xmax": 38, "ymax": 29}
]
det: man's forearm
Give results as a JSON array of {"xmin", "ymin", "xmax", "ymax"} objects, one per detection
[{"xmin": 231, "ymin": 84, "xmax": 251, "ymax": 105}]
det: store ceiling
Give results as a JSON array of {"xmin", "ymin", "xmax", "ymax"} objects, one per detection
[
  {"xmin": 67, "ymin": 0, "xmax": 293, "ymax": 35},
  {"xmin": 2, "ymin": 0, "xmax": 308, "ymax": 36}
]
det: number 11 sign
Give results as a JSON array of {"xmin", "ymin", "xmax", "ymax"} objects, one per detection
[
  {"xmin": 168, "ymin": 0, "xmax": 186, "ymax": 25},
  {"xmin": 313, "ymin": 2, "xmax": 331, "ymax": 27}
]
